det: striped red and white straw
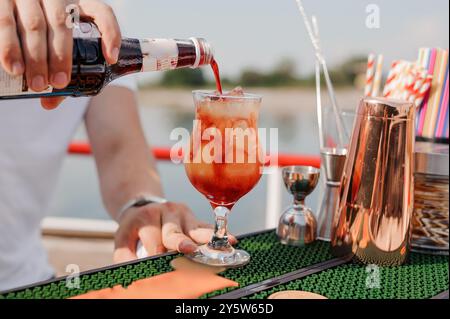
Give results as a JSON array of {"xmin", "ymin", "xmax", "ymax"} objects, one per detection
[
  {"xmin": 383, "ymin": 60, "xmax": 407, "ymax": 98},
  {"xmin": 382, "ymin": 60, "xmax": 431, "ymax": 106},
  {"xmin": 408, "ymin": 74, "xmax": 433, "ymax": 107},
  {"xmin": 371, "ymin": 54, "xmax": 384, "ymax": 97},
  {"xmin": 364, "ymin": 54, "xmax": 376, "ymax": 96}
]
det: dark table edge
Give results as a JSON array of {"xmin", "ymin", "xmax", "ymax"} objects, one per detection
[
  {"xmin": 211, "ymin": 256, "xmax": 351, "ymax": 299},
  {"xmin": 0, "ymin": 228, "xmax": 275, "ymax": 295}
]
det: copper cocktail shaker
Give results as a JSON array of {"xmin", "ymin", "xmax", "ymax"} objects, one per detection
[{"xmin": 331, "ymin": 97, "xmax": 415, "ymax": 266}]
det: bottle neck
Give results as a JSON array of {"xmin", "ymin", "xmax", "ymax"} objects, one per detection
[{"xmin": 107, "ymin": 37, "xmax": 213, "ymax": 84}]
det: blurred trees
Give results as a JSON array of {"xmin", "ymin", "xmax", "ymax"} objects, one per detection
[
  {"xmin": 240, "ymin": 58, "xmax": 298, "ymax": 87},
  {"xmin": 143, "ymin": 55, "xmax": 367, "ymax": 89},
  {"xmin": 332, "ymin": 56, "xmax": 367, "ymax": 86},
  {"xmin": 160, "ymin": 68, "xmax": 207, "ymax": 87}
]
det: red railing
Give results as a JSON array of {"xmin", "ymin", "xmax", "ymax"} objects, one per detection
[{"xmin": 68, "ymin": 142, "xmax": 321, "ymax": 168}]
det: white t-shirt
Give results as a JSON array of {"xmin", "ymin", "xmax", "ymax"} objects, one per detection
[{"xmin": 0, "ymin": 77, "xmax": 137, "ymax": 291}]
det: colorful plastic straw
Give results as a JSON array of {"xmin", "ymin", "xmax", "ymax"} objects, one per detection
[
  {"xmin": 424, "ymin": 49, "xmax": 448, "ymax": 138},
  {"xmin": 435, "ymin": 58, "xmax": 449, "ymax": 138},
  {"xmin": 444, "ymin": 101, "xmax": 449, "ymax": 138},
  {"xmin": 416, "ymin": 48, "xmax": 430, "ymax": 131},
  {"xmin": 417, "ymin": 48, "xmax": 437, "ymax": 136}
]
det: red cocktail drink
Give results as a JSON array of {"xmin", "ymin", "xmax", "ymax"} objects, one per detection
[{"xmin": 184, "ymin": 89, "xmax": 263, "ymax": 267}]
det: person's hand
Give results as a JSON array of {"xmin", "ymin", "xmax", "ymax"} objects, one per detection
[
  {"xmin": 113, "ymin": 202, "xmax": 238, "ymax": 263},
  {"xmin": 0, "ymin": 0, "xmax": 121, "ymax": 109}
]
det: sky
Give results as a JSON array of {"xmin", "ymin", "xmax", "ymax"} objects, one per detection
[{"xmin": 108, "ymin": 0, "xmax": 449, "ymax": 80}]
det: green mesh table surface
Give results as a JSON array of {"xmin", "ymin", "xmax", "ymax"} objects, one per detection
[
  {"xmin": 0, "ymin": 230, "xmax": 448, "ymax": 299},
  {"xmin": 245, "ymin": 253, "xmax": 449, "ymax": 299}
]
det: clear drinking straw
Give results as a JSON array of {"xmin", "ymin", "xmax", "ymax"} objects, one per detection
[
  {"xmin": 295, "ymin": 0, "xmax": 348, "ymax": 146},
  {"xmin": 312, "ymin": 16, "xmax": 328, "ymax": 190},
  {"xmin": 312, "ymin": 16, "xmax": 324, "ymax": 150}
]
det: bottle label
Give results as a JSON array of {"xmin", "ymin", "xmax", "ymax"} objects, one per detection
[
  {"xmin": 0, "ymin": 67, "xmax": 25, "ymax": 96},
  {"xmin": 139, "ymin": 39, "xmax": 178, "ymax": 72},
  {"xmin": 1, "ymin": 67, "xmax": 52, "ymax": 96}
]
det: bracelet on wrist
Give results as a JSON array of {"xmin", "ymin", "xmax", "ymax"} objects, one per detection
[{"xmin": 116, "ymin": 195, "xmax": 167, "ymax": 222}]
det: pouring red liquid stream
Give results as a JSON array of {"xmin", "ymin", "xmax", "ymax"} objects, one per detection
[{"xmin": 210, "ymin": 59, "xmax": 223, "ymax": 94}]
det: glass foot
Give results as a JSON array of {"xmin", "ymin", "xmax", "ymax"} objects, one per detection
[{"xmin": 186, "ymin": 244, "xmax": 250, "ymax": 268}]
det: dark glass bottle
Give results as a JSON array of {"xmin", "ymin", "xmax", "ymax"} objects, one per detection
[{"xmin": 0, "ymin": 24, "xmax": 213, "ymax": 100}]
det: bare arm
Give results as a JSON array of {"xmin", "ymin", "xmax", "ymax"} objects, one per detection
[{"xmin": 85, "ymin": 86, "xmax": 162, "ymax": 217}]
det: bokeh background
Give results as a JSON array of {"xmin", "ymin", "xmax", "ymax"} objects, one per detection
[{"xmin": 48, "ymin": 0, "xmax": 449, "ymax": 234}]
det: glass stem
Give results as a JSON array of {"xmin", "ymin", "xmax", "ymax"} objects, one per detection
[
  {"xmin": 208, "ymin": 206, "xmax": 231, "ymax": 250},
  {"xmin": 294, "ymin": 196, "xmax": 305, "ymax": 206}
]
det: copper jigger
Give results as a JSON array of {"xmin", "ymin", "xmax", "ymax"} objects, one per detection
[
  {"xmin": 317, "ymin": 147, "xmax": 347, "ymax": 241},
  {"xmin": 331, "ymin": 97, "xmax": 415, "ymax": 266},
  {"xmin": 277, "ymin": 166, "xmax": 320, "ymax": 246}
]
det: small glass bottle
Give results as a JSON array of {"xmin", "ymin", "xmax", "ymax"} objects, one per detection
[{"xmin": 0, "ymin": 23, "xmax": 213, "ymax": 100}]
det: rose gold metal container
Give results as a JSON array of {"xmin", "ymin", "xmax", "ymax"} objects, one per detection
[{"xmin": 331, "ymin": 97, "xmax": 415, "ymax": 266}]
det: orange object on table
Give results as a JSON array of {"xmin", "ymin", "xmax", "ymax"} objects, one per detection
[{"xmin": 72, "ymin": 258, "xmax": 238, "ymax": 299}]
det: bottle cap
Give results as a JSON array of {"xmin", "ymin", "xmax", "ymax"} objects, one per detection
[{"xmin": 190, "ymin": 38, "xmax": 214, "ymax": 68}]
